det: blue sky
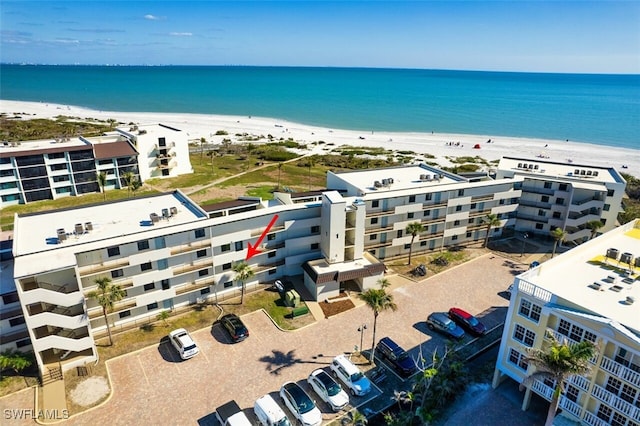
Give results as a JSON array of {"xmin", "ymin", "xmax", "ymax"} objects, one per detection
[{"xmin": 1, "ymin": 1, "xmax": 639, "ymax": 73}]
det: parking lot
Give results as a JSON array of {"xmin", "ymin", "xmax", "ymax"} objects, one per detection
[{"xmin": 22, "ymin": 253, "xmax": 523, "ymax": 425}]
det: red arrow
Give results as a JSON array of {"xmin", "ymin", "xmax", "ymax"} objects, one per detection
[{"xmin": 246, "ymin": 214, "xmax": 279, "ymax": 261}]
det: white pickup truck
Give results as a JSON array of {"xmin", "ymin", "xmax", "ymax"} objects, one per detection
[{"xmin": 215, "ymin": 400, "xmax": 252, "ymax": 426}]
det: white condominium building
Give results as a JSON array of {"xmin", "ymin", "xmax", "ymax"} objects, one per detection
[{"xmin": 493, "ymin": 219, "xmax": 640, "ymax": 426}]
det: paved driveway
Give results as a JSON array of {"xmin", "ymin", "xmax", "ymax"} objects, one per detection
[{"xmin": 11, "ymin": 253, "xmax": 522, "ymax": 425}]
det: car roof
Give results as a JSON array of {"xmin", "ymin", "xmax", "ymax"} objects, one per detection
[
  {"xmin": 333, "ymin": 355, "xmax": 359, "ymax": 373},
  {"xmin": 169, "ymin": 328, "xmax": 194, "ymax": 345},
  {"xmin": 283, "ymin": 382, "xmax": 307, "ymax": 401},
  {"xmin": 449, "ymin": 307, "xmax": 473, "ymax": 319},
  {"xmin": 311, "ymin": 369, "xmax": 334, "ymax": 387},
  {"xmin": 378, "ymin": 336, "xmax": 400, "ymax": 349},
  {"xmin": 430, "ymin": 312, "xmax": 451, "ymax": 322}
]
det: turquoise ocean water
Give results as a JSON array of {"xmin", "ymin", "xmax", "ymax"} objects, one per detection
[{"xmin": 1, "ymin": 65, "xmax": 638, "ymax": 150}]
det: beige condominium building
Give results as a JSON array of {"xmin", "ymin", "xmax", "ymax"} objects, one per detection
[
  {"xmin": 0, "ymin": 123, "xmax": 193, "ymax": 208},
  {"xmin": 1, "ymin": 160, "xmax": 625, "ymax": 381},
  {"xmin": 493, "ymin": 219, "xmax": 640, "ymax": 426}
]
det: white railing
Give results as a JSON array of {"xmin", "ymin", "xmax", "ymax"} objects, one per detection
[
  {"xmin": 27, "ymin": 311, "xmax": 88, "ymax": 330},
  {"xmin": 591, "ymin": 384, "xmax": 640, "ymax": 422},
  {"xmin": 569, "ymin": 374, "xmax": 590, "ymax": 391},
  {"xmin": 19, "ymin": 287, "xmax": 83, "ymax": 307},
  {"xmin": 32, "ymin": 335, "xmax": 94, "ymax": 353},
  {"xmin": 600, "ymin": 356, "xmax": 640, "ymax": 387},
  {"xmin": 558, "ymin": 397, "xmax": 582, "ymax": 418},
  {"xmin": 517, "ymin": 280, "xmax": 553, "ymax": 303},
  {"xmin": 531, "ymin": 379, "xmax": 553, "ymax": 400},
  {"xmin": 583, "ymin": 411, "xmax": 608, "ymax": 426},
  {"xmin": 591, "ymin": 384, "xmax": 612, "ymax": 404}
]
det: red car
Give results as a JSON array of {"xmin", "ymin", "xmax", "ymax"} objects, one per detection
[{"xmin": 448, "ymin": 308, "xmax": 487, "ymax": 336}]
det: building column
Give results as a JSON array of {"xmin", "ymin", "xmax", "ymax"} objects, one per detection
[
  {"xmin": 521, "ymin": 386, "xmax": 533, "ymax": 411},
  {"xmin": 492, "ymin": 367, "xmax": 505, "ymax": 389}
]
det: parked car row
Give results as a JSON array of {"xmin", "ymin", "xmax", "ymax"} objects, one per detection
[
  {"xmin": 168, "ymin": 313, "xmax": 249, "ymax": 360},
  {"xmin": 426, "ymin": 307, "xmax": 487, "ymax": 340}
]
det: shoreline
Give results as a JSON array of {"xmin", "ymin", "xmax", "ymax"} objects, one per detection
[{"xmin": 2, "ymin": 99, "xmax": 639, "ymax": 175}]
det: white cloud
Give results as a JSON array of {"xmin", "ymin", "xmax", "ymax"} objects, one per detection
[
  {"xmin": 169, "ymin": 32, "xmax": 192, "ymax": 37},
  {"xmin": 144, "ymin": 14, "xmax": 161, "ymax": 21}
]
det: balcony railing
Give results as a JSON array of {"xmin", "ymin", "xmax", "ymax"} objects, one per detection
[
  {"xmin": 78, "ymin": 258, "xmax": 130, "ymax": 276},
  {"xmin": 591, "ymin": 384, "xmax": 640, "ymax": 421},
  {"xmin": 583, "ymin": 411, "xmax": 609, "ymax": 426},
  {"xmin": 251, "ymin": 225, "xmax": 285, "ymax": 237},
  {"xmin": 175, "ymin": 278, "xmax": 215, "ymax": 296},
  {"xmin": 172, "ymin": 260, "xmax": 212, "ymax": 276},
  {"xmin": 253, "ymin": 259, "xmax": 285, "ymax": 274},
  {"xmin": 87, "ymin": 299, "xmax": 136, "ymax": 319},
  {"xmin": 600, "ymin": 356, "xmax": 640, "ymax": 387},
  {"xmin": 170, "ymin": 239, "xmax": 211, "ymax": 255}
]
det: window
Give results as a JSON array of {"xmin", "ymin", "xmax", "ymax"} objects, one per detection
[
  {"xmin": 118, "ymin": 310, "xmax": 131, "ymax": 319},
  {"xmin": 268, "ymin": 251, "xmax": 276, "ymax": 258},
  {"xmin": 311, "ymin": 225, "xmax": 320, "ymax": 234},
  {"xmin": 235, "ymin": 241, "xmax": 243, "ymax": 251},
  {"xmin": 161, "ymin": 279, "xmax": 170, "ymax": 290},
  {"xmin": 9, "ymin": 317, "xmax": 25, "ymax": 327},
  {"xmin": 157, "ymin": 259, "xmax": 168, "ymax": 270},
  {"xmin": 620, "ymin": 383, "xmax": 637, "ymax": 404},
  {"xmin": 16, "ymin": 339, "xmax": 30, "ymax": 348},
  {"xmin": 468, "ymin": 218, "xmax": 475, "ymax": 224},
  {"xmin": 223, "ymin": 281, "xmax": 233, "ymax": 288},
  {"xmin": 143, "ymin": 283, "xmax": 155, "ymax": 291},
  {"xmin": 221, "ymin": 244, "xmax": 231, "ymax": 252},
  {"xmin": 597, "ymin": 404, "xmax": 612, "ymax": 423},
  {"xmin": 452, "ymin": 235, "xmax": 458, "ymax": 241},
  {"xmin": 499, "ymin": 199, "xmax": 505, "ymax": 205},
  {"xmin": 508, "ymin": 348, "xmax": 529, "ymax": 371},
  {"xmin": 222, "ymin": 263, "xmax": 232, "ymax": 271},
  {"xmin": 556, "ymin": 198, "xmax": 565, "ymax": 205},
  {"xmin": 140, "ymin": 262, "xmax": 152, "ymax": 272},
  {"xmin": 420, "ymin": 241, "xmax": 427, "ymax": 247},
  {"xmin": 311, "ymin": 243, "xmax": 319, "ymax": 250},
  {"xmin": 107, "ymin": 246, "xmax": 120, "ymax": 257},
  {"xmin": 470, "ymin": 203, "xmax": 476, "ymax": 209},
  {"xmin": 541, "ymin": 195, "xmax": 549, "ymax": 202},
  {"xmin": 538, "ymin": 209, "xmax": 546, "ymax": 217},
  {"xmin": 603, "ymin": 204, "xmax": 610, "ymax": 211},
  {"xmin": 197, "ymin": 249, "xmax": 207, "ymax": 258},
  {"xmin": 372, "ymin": 200, "xmax": 379, "ymax": 208},
  {"xmin": 147, "ymin": 302, "xmax": 158, "ymax": 311},
  {"xmin": 269, "ymin": 269, "xmax": 276, "ymax": 275},
  {"xmin": 267, "ymin": 233, "xmax": 275, "ymax": 241},
  {"xmin": 423, "ymin": 210, "xmax": 430, "ymax": 217},
  {"xmin": 198, "ymin": 269, "xmax": 209, "ymax": 277},
  {"xmin": 370, "ymin": 234, "xmax": 377, "ymax": 240},
  {"xmin": 518, "ymin": 299, "xmax": 541, "ymax": 322},
  {"xmin": 454, "ymin": 220, "xmax": 460, "ymax": 226},
  {"xmin": 137, "ymin": 240, "xmax": 149, "ymax": 251},
  {"xmin": 584, "ymin": 330, "xmax": 597, "ymax": 343},
  {"xmin": 466, "ymin": 232, "xmax": 472, "ymax": 238},
  {"xmin": 397, "ymin": 230, "xmax": 403, "ymax": 238},
  {"xmin": 569, "ymin": 324, "xmax": 585, "ymax": 342},
  {"xmin": 558, "ymin": 319, "xmax": 571, "ymax": 336},
  {"xmin": 455, "ymin": 205, "xmax": 462, "ymax": 212},
  {"xmin": 371, "ymin": 217, "xmax": 378, "ymax": 224},
  {"xmin": 535, "ymin": 223, "xmax": 544, "ymax": 230},
  {"xmin": 2, "ymin": 292, "xmax": 19, "ymax": 304},
  {"xmin": 606, "ymin": 376, "xmax": 622, "ymax": 393},
  {"xmin": 611, "ymin": 413, "xmax": 628, "ymax": 426},
  {"xmin": 607, "ymin": 189, "xmax": 615, "ymax": 197},
  {"xmin": 111, "ymin": 269, "xmax": 124, "ymax": 279},
  {"xmin": 566, "ymin": 385, "xmax": 579, "ymax": 403},
  {"xmin": 559, "ymin": 183, "xmax": 568, "ymax": 191},
  {"xmin": 458, "ymin": 189, "xmax": 464, "ymax": 196},
  {"xmin": 513, "ymin": 324, "xmax": 536, "ymax": 346},
  {"xmin": 407, "ymin": 212, "xmax": 414, "ymax": 219},
  {"xmin": 404, "ymin": 244, "xmax": 411, "ymax": 250},
  {"xmin": 409, "ymin": 195, "xmax": 416, "ymax": 203},
  {"xmin": 425, "ymin": 193, "xmax": 432, "ymax": 201},
  {"xmin": 194, "ymin": 228, "xmax": 205, "ymax": 239},
  {"xmin": 544, "ymin": 182, "xmax": 552, "ymax": 189},
  {"xmin": 200, "ymin": 288, "xmax": 211, "ymax": 295},
  {"xmin": 552, "ymin": 211, "xmax": 561, "ymax": 219}
]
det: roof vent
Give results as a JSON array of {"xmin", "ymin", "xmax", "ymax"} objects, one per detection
[
  {"xmin": 606, "ymin": 248, "xmax": 619, "ymax": 260},
  {"xmin": 625, "ymin": 296, "xmax": 635, "ymax": 305},
  {"xmin": 593, "ymin": 171, "xmax": 599, "ymax": 177},
  {"xmin": 620, "ymin": 252, "xmax": 633, "ymax": 265},
  {"xmin": 57, "ymin": 228, "xmax": 67, "ymax": 243},
  {"xmin": 374, "ymin": 181, "xmax": 382, "ymax": 188}
]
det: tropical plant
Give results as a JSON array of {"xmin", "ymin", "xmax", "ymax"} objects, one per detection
[
  {"xmin": 233, "ymin": 262, "xmax": 254, "ymax": 304},
  {"xmin": 358, "ymin": 278, "xmax": 397, "ymax": 363},
  {"xmin": 121, "ymin": 171, "xmax": 135, "ymax": 197},
  {"xmin": 481, "ymin": 213, "xmax": 501, "ymax": 248},
  {"xmin": 97, "ymin": 171, "xmax": 107, "ymax": 201},
  {"xmin": 405, "ymin": 222, "xmax": 424, "ymax": 265},
  {"xmin": 0, "ymin": 350, "xmax": 33, "ymax": 374},
  {"xmin": 156, "ymin": 310, "xmax": 170, "ymax": 327},
  {"xmin": 520, "ymin": 332, "xmax": 597, "ymax": 426},
  {"xmin": 550, "ymin": 227, "xmax": 566, "ymax": 258},
  {"xmin": 586, "ymin": 220, "xmax": 604, "ymax": 240},
  {"xmin": 87, "ymin": 276, "xmax": 125, "ymax": 346}
]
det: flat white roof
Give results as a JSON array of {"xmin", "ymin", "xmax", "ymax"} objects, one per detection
[
  {"xmin": 307, "ymin": 255, "xmax": 377, "ymax": 274},
  {"xmin": 13, "ymin": 192, "xmax": 206, "ymax": 257},
  {"xmin": 0, "ymin": 136, "xmax": 88, "ymax": 154},
  {"xmin": 333, "ymin": 164, "xmax": 464, "ymax": 194},
  {"xmin": 499, "ymin": 157, "xmax": 622, "ymax": 184},
  {"xmin": 519, "ymin": 219, "xmax": 640, "ymax": 334},
  {"xmin": 116, "ymin": 123, "xmax": 182, "ymax": 138}
]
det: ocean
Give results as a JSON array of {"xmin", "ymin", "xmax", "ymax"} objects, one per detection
[{"xmin": 1, "ymin": 65, "xmax": 638, "ymax": 150}]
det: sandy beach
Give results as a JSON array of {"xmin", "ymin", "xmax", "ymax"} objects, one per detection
[{"xmin": 2, "ymin": 100, "xmax": 639, "ymax": 176}]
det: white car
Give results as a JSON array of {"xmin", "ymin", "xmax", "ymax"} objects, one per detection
[
  {"xmin": 279, "ymin": 382, "xmax": 322, "ymax": 426},
  {"xmin": 168, "ymin": 328, "xmax": 199, "ymax": 360},
  {"xmin": 330, "ymin": 355, "xmax": 371, "ymax": 396},
  {"xmin": 307, "ymin": 369, "xmax": 349, "ymax": 411}
]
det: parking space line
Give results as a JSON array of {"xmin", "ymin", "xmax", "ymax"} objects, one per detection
[
  {"xmin": 137, "ymin": 355, "xmax": 150, "ymax": 386},
  {"xmin": 200, "ymin": 346, "xmax": 210, "ymax": 364}
]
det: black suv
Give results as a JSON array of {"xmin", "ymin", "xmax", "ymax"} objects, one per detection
[
  {"xmin": 375, "ymin": 337, "xmax": 417, "ymax": 377},
  {"xmin": 220, "ymin": 314, "xmax": 249, "ymax": 343}
]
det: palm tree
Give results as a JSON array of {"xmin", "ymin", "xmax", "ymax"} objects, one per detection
[
  {"xmin": 233, "ymin": 262, "xmax": 254, "ymax": 304},
  {"xmin": 87, "ymin": 277, "xmax": 125, "ymax": 346},
  {"xmin": 96, "ymin": 171, "xmax": 107, "ymax": 201},
  {"xmin": 586, "ymin": 220, "xmax": 604, "ymax": 240},
  {"xmin": 550, "ymin": 227, "xmax": 566, "ymax": 258},
  {"xmin": 121, "ymin": 171, "xmax": 135, "ymax": 197},
  {"xmin": 199, "ymin": 137, "xmax": 206, "ymax": 164},
  {"xmin": 481, "ymin": 213, "xmax": 501, "ymax": 248},
  {"xmin": 358, "ymin": 278, "xmax": 398, "ymax": 363},
  {"xmin": 521, "ymin": 332, "xmax": 597, "ymax": 426},
  {"xmin": 405, "ymin": 222, "xmax": 424, "ymax": 265}
]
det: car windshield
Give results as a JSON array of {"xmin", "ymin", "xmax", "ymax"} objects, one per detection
[
  {"xmin": 276, "ymin": 418, "xmax": 292, "ymax": 426},
  {"xmin": 326, "ymin": 381, "xmax": 341, "ymax": 396},
  {"xmin": 446, "ymin": 320, "xmax": 458, "ymax": 330},
  {"xmin": 350, "ymin": 372, "xmax": 364, "ymax": 382},
  {"xmin": 289, "ymin": 386, "xmax": 315, "ymax": 414},
  {"xmin": 393, "ymin": 348, "xmax": 408, "ymax": 360},
  {"xmin": 317, "ymin": 372, "xmax": 341, "ymax": 396},
  {"xmin": 184, "ymin": 344, "xmax": 196, "ymax": 351},
  {"xmin": 468, "ymin": 316, "xmax": 479, "ymax": 326}
]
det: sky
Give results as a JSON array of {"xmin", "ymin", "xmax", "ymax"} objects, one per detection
[{"xmin": 1, "ymin": 1, "xmax": 639, "ymax": 74}]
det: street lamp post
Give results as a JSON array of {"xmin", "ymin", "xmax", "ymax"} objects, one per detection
[
  {"xmin": 521, "ymin": 232, "xmax": 529, "ymax": 257},
  {"xmin": 357, "ymin": 324, "xmax": 367, "ymax": 354}
]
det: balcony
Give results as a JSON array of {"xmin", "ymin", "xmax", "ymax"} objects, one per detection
[
  {"xmin": 583, "ymin": 411, "xmax": 609, "ymax": 426},
  {"xmin": 21, "ymin": 278, "xmax": 79, "ymax": 294},
  {"xmin": 78, "ymin": 258, "xmax": 130, "ymax": 276},
  {"xmin": 0, "ymin": 306, "xmax": 24, "ymax": 320},
  {"xmin": 471, "ymin": 194, "xmax": 494, "ymax": 202},
  {"xmin": 545, "ymin": 328, "xmax": 599, "ymax": 364},
  {"xmin": 172, "ymin": 259, "xmax": 212, "ymax": 276},
  {"xmin": 521, "ymin": 185, "xmax": 555, "ymax": 196},
  {"xmin": 515, "ymin": 212, "xmax": 549, "ymax": 223},
  {"xmin": 518, "ymin": 199, "xmax": 552, "ymax": 209},
  {"xmin": 170, "ymin": 239, "xmax": 211, "ymax": 255},
  {"xmin": 592, "ymin": 384, "xmax": 640, "ymax": 421},
  {"xmin": 367, "ymin": 209, "xmax": 395, "ymax": 218},
  {"xmin": 175, "ymin": 278, "xmax": 215, "ymax": 296},
  {"xmin": 87, "ymin": 299, "xmax": 136, "ymax": 319},
  {"xmin": 253, "ymin": 259, "xmax": 285, "ymax": 274},
  {"xmin": 531, "ymin": 379, "xmax": 582, "ymax": 419},
  {"xmin": 251, "ymin": 225, "xmax": 285, "ymax": 237},
  {"xmin": 422, "ymin": 201, "xmax": 448, "ymax": 209},
  {"xmin": 20, "ymin": 286, "xmax": 84, "ymax": 308},
  {"xmin": 600, "ymin": 356, "xmax": 640, "ymax": 387},
  {"xmin": 364, "ymin": 224, "xmax": 394, "ymax": 234},
  {"xmin": 83, "ymin": 278, "xmax": 133, "ymax": 297}
]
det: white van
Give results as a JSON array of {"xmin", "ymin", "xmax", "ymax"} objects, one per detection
[{"xmin": 254, "ymin": 394, "xmax": 292, "ymax": 426}]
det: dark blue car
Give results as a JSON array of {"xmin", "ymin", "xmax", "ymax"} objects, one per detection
[{"xmin": 375, "ymin": 336, "xmax": 417, "ymax": 377}]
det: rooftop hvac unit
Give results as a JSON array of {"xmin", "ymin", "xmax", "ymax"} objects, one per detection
[
  {"xmin": 419, "ymin": 174, "xmax": 427, "ymax": 181},
  {"xmin": 517, "ymin": 163, "xmax": 523, "ymax": 168},
  {"xmin": 74, "ymin": 223, "xmax": 84, "ymax": 235},
  {"xmin": 635, "ymin": 257, "xmax": 640, "ymax": 268},
  {"xmin": 587, "ymin": 170, "xmax": 592, "ymax": 176},
  {"xmin": 150, "ymin": 213, "xmax": 160, "ymax": 224},
  {"xmin": 580, "ymin": 170, "xmax": 586, "ymax": 175},
  {"xmin": 606, "ymin": 248, "xmax": 619, "ymax": 260},
  {"xmin": 85, "ymin": 222, "xmax": 93, "ymax": 231},
  {"xmin": 593, "ymin": 171, "xmax": 599, "ymax": 177},
  {"xmin": 162, "ymin": 208, "xmax": 170, "ymax": 218},
  {"xmin": 381, "ymin": 179, "xmax": 389, "ymax": 186},
  {"xmin": 374, "ymin": 181, "xmax": 382, "ymax": 188},
  {"xmin": 170, "ymin": 206, "xmax": 178, "ymax": 216},
  {"xmin": 575, "ymin": 169, "xmax": 580, "ymax": 174},
  {"xmin": 57, "ymin": 228, "xmax": 67, "ymax": 242},
  {"xmin": 620, "ymin": 252, "xmax": 633, "ymax": 265},
  {"xmin": 388, "ymin": 177, "xmax": 394, "ymax": 184}
]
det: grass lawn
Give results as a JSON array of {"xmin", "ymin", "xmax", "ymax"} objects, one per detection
[{"xmin": 388, "ymin": 247, "xmax": 484, "ymax": 277}]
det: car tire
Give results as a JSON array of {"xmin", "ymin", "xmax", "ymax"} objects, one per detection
[
  {"xmin": 350, "ymin": 388, "xmax": 356, "ymax": 396},
  {"xmin": 427, "ymin": 323, "xmax": 434, "ymax": 330}
]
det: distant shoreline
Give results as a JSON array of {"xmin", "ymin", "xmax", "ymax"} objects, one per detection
[{"xmin": 2, "ymin": 99, "xmax": 638, "ymax": 177}]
